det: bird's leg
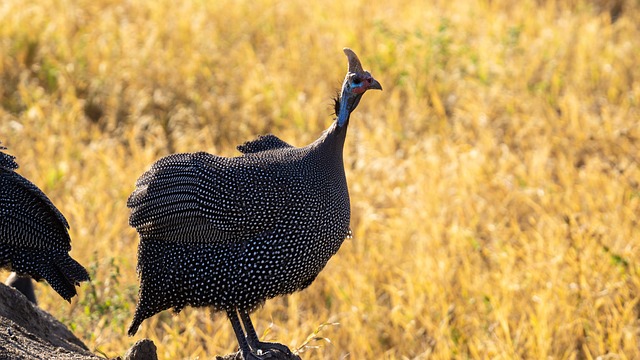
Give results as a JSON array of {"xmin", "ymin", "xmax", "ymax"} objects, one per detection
[
  {"xmin": 227, "ymin": 309, "xmax": 271, "ymax": 360},
  {"xmin": 240, "ymin": 310, "xmax": 293, "ymax": 356}
]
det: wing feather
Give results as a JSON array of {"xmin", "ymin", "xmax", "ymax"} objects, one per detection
[
  {"xmin": 0, "ymin": 169, "xmax": 71, "ymax": 250},
  {"xmin": 128, "ymin": 153, "xmax": 253, "ymax": 244},
  {"xmin": 236, "ymin": 134, "xmax": 294, "ymax": 154}
]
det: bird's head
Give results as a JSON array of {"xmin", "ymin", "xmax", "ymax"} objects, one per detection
[{"xmin": 335, "ymin": 48, "xmax": 382, "ymax": 127}]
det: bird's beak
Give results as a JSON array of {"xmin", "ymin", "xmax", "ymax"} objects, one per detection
[{"xmin": 368, "ymin": 78, "xmax": 382, "ymax": 91}]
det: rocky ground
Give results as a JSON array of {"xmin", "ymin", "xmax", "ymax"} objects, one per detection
[
  {"xmin": 0, "ymin": 283, "xmax": 300, "ymax": 360},
  {"xmin": 0, "ymin": 282, "xmax": 101, "ymax": 359}
]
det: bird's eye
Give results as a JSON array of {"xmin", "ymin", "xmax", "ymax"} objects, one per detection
[{"xmin": 353, "ymin": 77, "xmax": 362, "ymax": 85}]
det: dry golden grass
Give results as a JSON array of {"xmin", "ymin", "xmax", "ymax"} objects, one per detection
[{"xmin": 1, "ymin": 0, "xmax": 640, "ymax": 358}]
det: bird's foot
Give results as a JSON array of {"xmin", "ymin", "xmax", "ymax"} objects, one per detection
[
  {"xmin": 241, "ymin": 349, "xmax": 275, "ymax": 360},
  {"xmin": 242, "ymin": 351, "xmax": 271, "ymax": 360},
  {"xmin": 240, "ymin": 343, "xmax": 296, "ymax": 359},
  {"xmin": 253, "ymin": 341, "xmax": 293, "ymax": 356}
]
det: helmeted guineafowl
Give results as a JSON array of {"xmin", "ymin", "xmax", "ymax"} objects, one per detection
[
  {"xmin": 0, "ymin": 143, "xmax": 90, "ymax": 302},
  {"xmin": 127, "ymin": 48, "xmax": 382, "ymax": 359}
]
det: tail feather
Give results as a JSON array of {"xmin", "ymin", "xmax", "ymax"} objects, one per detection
[
  {"xmin": 9, "ymin": 247, "xmax": 89, "ymax": 301},
  {"xmin": 55, "ymin": 253, "xmax": 91, "ymax": 285},
  {"xmin": 128, "ymin": 317, "xmax": 142, "ymax": 336}
]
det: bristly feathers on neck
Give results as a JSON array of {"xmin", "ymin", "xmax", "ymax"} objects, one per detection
[
  {"xmin": 313, "ymin": 96, "xmax": 347, "ymax": 150},
  {"xmin": 333, "ymin": 96, "xmax": 341, "ymax": 120},
  {"xmin": 334, "ymin": 94, "xmax": 352, "ymax": 128}
]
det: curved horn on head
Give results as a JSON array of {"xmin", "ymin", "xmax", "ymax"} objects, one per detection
[{"xmin": 343, "ymin": 48, "xmax": 364, "ymax": 73}]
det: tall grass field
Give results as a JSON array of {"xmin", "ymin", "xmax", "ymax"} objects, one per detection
[{"xmin": 1, "ymin": 0, "xmax": 639, "ymax": 358}]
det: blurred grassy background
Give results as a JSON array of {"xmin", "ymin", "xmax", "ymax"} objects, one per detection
[{"xmin": 1, "ymin": 0, "xmax": 640, "ymax": 358}]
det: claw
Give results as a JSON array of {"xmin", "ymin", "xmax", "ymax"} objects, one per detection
[
  {"xmin": 254, "ymin": 341, "xmax": 292, "ymax": 356},
  {"xmin": 242, "ymin": 349, "xmax": 278, "ymax": 359},
  {"xmin": 244, "ymin": 351, "xmax": 271, "ymax": 360},
  {"xmin": 239, "ymin": 342, "xmax": 295, "ymax": 359}
]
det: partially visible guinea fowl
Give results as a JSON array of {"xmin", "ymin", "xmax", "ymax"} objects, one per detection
[
  {"xmin": 0, "ymin": 143, "xmax": 90, "ymax": 302},
  {"xmin": 127, "ymin": 48, "xmax": 382, "ymax": 359}
]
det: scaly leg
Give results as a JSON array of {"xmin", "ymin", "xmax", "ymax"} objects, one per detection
[
  {"xmin": 240, "ymin": 309, "xmax": 292, "ymax": 356},
  {"xmin": 227, "ymin": 309, "xmax": 272, "ymax": 360}
]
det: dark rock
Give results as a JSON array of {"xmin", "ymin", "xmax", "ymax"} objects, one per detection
[
  {"xmin": 0, "ymin": 281, "xmax": 297, "ymax": 359},
  {"xmin": 124, "ymin": 339, "xmax": 157, "ymax": 360},
  {"xmin": 0, "ymin": 282, "xmax": 100, "ymax": 359}
]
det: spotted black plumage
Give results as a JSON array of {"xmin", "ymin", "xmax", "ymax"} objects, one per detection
[
  {"xmin": 0, "ymin": 143, "xmax": 90, "ymax": 302},
  {"xmin": 127, "ymin": 48, "xmax": 382, "ymax": 359}
]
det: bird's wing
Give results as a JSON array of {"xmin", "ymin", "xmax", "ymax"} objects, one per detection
[
  {"xmin": 128, "ymin": 152, "xmax": 291, "ymax": 244},
  {"xmin": 236, "ymin": 134, "xmax": 294, "ymax": 154},
  {"xmin": 0, "ymin": 169, "xmax": 71, "ymax": 250},
  {"xmin": 0, "ymin": 146, "xmax": 67, "ymax": 229}
]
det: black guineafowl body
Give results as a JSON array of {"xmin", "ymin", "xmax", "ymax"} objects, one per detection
[
  {"xmin": 0, "ymin": 144, "xmax": 90, "ymax": 301},
  {"xmin": 128, "ymin": 128, "xmax": 350, "ymax": 333},
  {"xmin": 127, "ymin": 48, "xmax": 381, "ymax": 359}
]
